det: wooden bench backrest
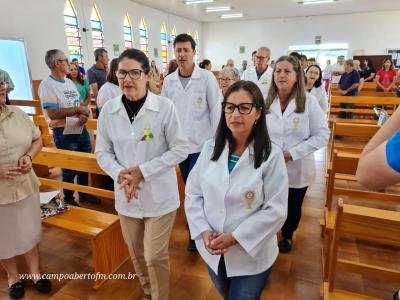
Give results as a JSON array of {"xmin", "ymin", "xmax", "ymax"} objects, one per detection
[
  {"xmin": 330, "ymin": 90, "xmax": 396, "ymax": 97},
  {"xmin": 327, "ymin": 200, "xmax": 400, "ymax": 292},
  {"xmin": 330, "ymin": 96, "xmax": 400, "ymax": 105},
  {"xmin": 326, "ymin": 150, "xmax": 359, "ymax": 210},
  {"xmin": 33, "ymin": 147, "xmax": 113, "ymax": 200},
  {"xmin": 32, "ymin": 115, "xmax": 53, "ymax": 146}
]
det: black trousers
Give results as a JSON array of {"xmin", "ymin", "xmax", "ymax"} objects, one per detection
[{"xmin": 281, "ymin": 187, "xmax": 308, "ymax": 239}]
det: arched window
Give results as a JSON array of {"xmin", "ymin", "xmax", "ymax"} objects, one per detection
[
  {"xmin": 170, "ymin": 26, "xmax": 177, "ymax": 58},
  {"xmin": 64, "ymin": 0, "xmax": 83, "ymax": 63},
  {"xmin": 90, "ymin": 4, "xmax": 104, "ymax": 50},
  {"xmin": 139, "ymin": 17, "xmax": 149, "ymax": 56},
  {"xmin": 171, "ymin": 26, "xmax": 177, "ymax": 44},
  {"xmin": 123, "ymin": 13, "xmax": 133, "ymax": 49},
  {"xmin": 194, "ymin": 31, "xmax": 200, "ymax": 63},
  {"xmin": 160, "ymin": 24, "xmax": 168, "ymax": 71}
]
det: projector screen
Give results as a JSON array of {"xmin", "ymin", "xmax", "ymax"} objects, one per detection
[{"xmin": 0, "ymin": 39, "xmax": 32, "ymax": 99}]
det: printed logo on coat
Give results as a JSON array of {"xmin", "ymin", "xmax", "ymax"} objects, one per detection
[
  {"xmin": 196, "ymin": 97, "xmax": 204, "ymax": 108},
  {"xmin": 245, "ymin": 191, "xmax": 255, "ymax": 209},
  {"xmin": 292, "ymin": 117, "xmax": 300, "ymax": 129},
  {"xmin": 261, "ymin": 80, "xmax": 269, "ymax": 85},
  {"xmin": 141, "ymin": 128, "xmax": 154, "ymax": 141}
]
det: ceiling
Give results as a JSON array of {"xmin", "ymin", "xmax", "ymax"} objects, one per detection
[{"xmin": 130, "ymin": 0, "xmax": 400, "ymax": 23}]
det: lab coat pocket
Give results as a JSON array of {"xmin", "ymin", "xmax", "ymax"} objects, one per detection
[{"xmin": 150, "ymin": 169, "xmax": 177, "ymax": 203}]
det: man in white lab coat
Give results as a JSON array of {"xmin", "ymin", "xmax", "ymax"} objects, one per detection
[
  {"xmin": 161, "ymin": 33, "xmax": 222, "ymax": 252},
  {"xmin": 241, "ymin": 46, "xmax": 273, "ymax": 99}
]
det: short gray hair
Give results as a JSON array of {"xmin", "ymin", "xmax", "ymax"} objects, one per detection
[
  {"xmin": 345, "ymin": 59, "xmax": 354, "ymax": 67},
  {"xmin": 220, "ymin": 67, "xmax": 240, "ymax": 81},
  {"xmin": 257, "ymin": 46, "xmax": 271, "ymax": 58},
  {"xmin": 45, "ymin": 49, "xmax": 65, "ymax": 69}
]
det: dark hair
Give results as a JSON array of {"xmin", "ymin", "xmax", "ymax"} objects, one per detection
[
  {"xmin": 382, "ymin": 57, "xmax": 394, "ymax": 70},
  {"xmin": 173, "ymin": 33, "xmax": 196, "ymax": 51},
  {"xmin": 300, "ymin": 54, "xmax": 307, "ymax": 61},
  {"xmin": 118, "ymin": 48, "xmax": 150, "ymax": 74},
  {"xmin": 289, "ymin": 52, "xmax": 301, "ymax": 60},
  {"xmin": 167, "ymin": 59, "xmax": 178, "ymax": 75},
  {"xmin": 305, "ymin": 64, "xmax": 323, "ymax": 88},
  {"xmin": 363, "ymin": 58, "xmax": 375, "ymax": 72},
  {"xmin": 107, "ymin": 58, "xmax": 119, "ymax": 85},
  {"xmin": 199, "ymin": 59, "xmax": 211, "ymax": 69},
  {"xmin": 71, "ymin": 58, "xmax": 79, "ymax": 62},
  {"xmin": 211, "ymin": 80, "xmax": 272, "ymax": 169},
  {"xmin": 252, "ymin": 50, "xmax": 257, "ymax": 57},
  {"xmin": 266, "ymin": 55, "xmax": 307, "ymax": 114},
  {"xmin": 94, "ymin": 48, "xmax": 107, "ymax": 61},
  {"xmin": 67, "ymin": 63, "xmax": 84, "ymax": 85}
]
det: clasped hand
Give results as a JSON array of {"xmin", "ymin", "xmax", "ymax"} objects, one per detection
[
  {"xmin": 0, "ymin": 156, "xmax": 32, "ymax": 180},
  {"xmin": 201, "ymin": 230, "xmax": 236, "ymax": 255},
  {"xmin": 118, "ymin": 166, "xmax": 144, "ymax": 202}
]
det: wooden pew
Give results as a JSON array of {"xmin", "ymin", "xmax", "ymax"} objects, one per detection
[
  {"xmin": 327, "ymin": 122, "xmax": 379, "ymax": 169},
  {"xmin": 33, "ymin": 147, "xmax": 129, "ymax": 289},
  {"xmin": 32, "ymin": 80, "xmax": 42, "ymax": 100},
  {"xmin": 9, "ymin": 99, "xmax": 43, "ymax": 116},
  {"xmin": 330, "ymin": 90, "xmax": 396, "ymax": 97},
  {"xmin": 323, "ymin": 200, "xmax": 400, "ymax": 299},
  {"xmin": 329, "ymin": 96, "xmax": 400, "ymax": 121}
]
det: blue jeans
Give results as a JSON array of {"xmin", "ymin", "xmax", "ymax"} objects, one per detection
[
  {"xmin": 208, "ymin": 256, "xmax": 272, "ymax": 300},
  {"xmin": 53, "ymin": 127, "xmax": 92, "ymax": 204},
  {"xmin": 178, "ymin": 152, "xmax": 200, "ymax": 183},
  {"xmin": 339, "ymin": 102, "xmax": 354, "ymax": 119}
]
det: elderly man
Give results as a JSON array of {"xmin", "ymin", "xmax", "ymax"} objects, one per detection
[
  {"xmin": 239, "ymin": 59, "xmax": 248, "ymax": 76},
  {"xmin": 241, "ymin": 46, "xmax": 273, "ymax": 99},
  {"xmin": 38, "ymin": 49, "xmax": 99, "ymax": 205},
  {"xmin": 338, "ymin": 59, "xmax": 360, "ymax": 119},
  {"xmin": 332, "ymin": 55, "xmax": 345, "ymax": 84}
]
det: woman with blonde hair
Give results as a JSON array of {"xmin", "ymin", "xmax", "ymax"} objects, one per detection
[{"xmin": 265, "ymin": 55, "xmax": 330, "ymax": 253}]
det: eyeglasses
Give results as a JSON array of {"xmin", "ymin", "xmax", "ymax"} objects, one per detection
[
  {"xmin": 222, "ymin": 102, "xmax": 258, "ymax": 115},
  {"xmin": 57, "ymin": 58, "xmax": 68, "ymax": 64},
  {"xmin": 219, "ymin": 77, "xmax": 234, "ymax": 82},
  {"xmin": 255, "ymin": 56, "xmax": 268, "ymax": 61},
  {"xmin": 116, "ymin": 69, "xmax": 144, "ymax": 80},
  {"xmin": 0, "ymin": 81, "xmax": 8, "ymax": 88}
]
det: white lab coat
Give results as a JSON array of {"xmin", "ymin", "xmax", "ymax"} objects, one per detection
[
  {"xmin": 185, "ymin": 140, "xmax": 288, "ymax": 277},
  {"xmin": 95, "ymin": 92, "xmax": 189, "ymax": 218},
  {"xmin": 161, "ymin": 64, "xmax": 222, "ymax": 154},
  {"xmin": 266, "ymin": 95, "xmax": 330, "ymax": 188},
  {"xmin": 309, "ymin": 85, "xmax": 328, "ymax": 113},
  {"xmin": 241, "ymin": 66, "xmax": 273, "ymax": 99}
]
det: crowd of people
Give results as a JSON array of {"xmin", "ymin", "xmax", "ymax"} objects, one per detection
[{"xmin": 1, "ymin": 32, "xmax": 399, "ymax": 300}]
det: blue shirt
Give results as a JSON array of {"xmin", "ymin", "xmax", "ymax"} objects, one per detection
[
  {"xmin": 339, "ymin": 70, "xmax": 360, "ymax": 96},
  {"xmin": 386, "ymin": 129, "xmax": 400, "ymax": 172},
  {"xmin": 228, "ymin": 154, "xmax": 240, "ymax": 173}
]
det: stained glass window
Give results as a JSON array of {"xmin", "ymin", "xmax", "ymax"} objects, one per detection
[
  {"xmin": 170, "ymin": 26, "xmax": 177, "ymax": 59},
  {"xmin": 139, "ymin": 17, "xmax": 149, "ymax": 56},
  {"xmin": 194, "ymin": 31, "xmax": 200, "ymax": 64},
  {"xmin": 91, "ymin": 4, "xmax": 104, "ymax": 51},
  {"xmin": 123, "ymin": 13, "xmax": 133, "ymax": 49},
  {"xmin": 161, "ymin": 24, "xmax": 168, "ymax": 71},
  {"xmin": 64, "ymin": 0, "xmax": 83, "ymax": 63}
]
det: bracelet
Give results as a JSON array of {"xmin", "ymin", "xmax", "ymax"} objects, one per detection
[{"xmin": 24, "ymin": 154, "xmax": 32, "ymax": 162}]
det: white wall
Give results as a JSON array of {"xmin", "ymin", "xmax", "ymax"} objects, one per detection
[
  {"xmin": 0, "ymin": 0, "xmax": 201, "ymax": 79},
  {"xmin": 203, "ymin": 10, "xmax": 400, "ymax": 70}
]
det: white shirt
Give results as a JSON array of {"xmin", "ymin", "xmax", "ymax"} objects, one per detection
[
  {"xmin": 322, "ymin": 64, "xmax": 333, "ymax": 80},
  {"xmin": 185, "ymin": 140, "xmax": 288, "ymax": 277},
  {"xmin": 266, "ymin": 95, "xmax": 330, "ymax": 188},
  {"xmin": 241, "ymin": 66, "xmax": 273, "ymax": 99},
  {"xmin": 309, "ymin": 85, "xmax": 328, "ymax": 113},
  {"xmin": 97, "ymin": 82, "xmax": 121, "ymax": 109},
  {"xmin": 95, "ymin": 92, "xmax": 189, "ymax": 218},
  {"xmin": 161, "ymin": 64, "xmax": 222, "ymax": 154},
  {"xmin": 331, "ymin": 63, "xmax": 345, "ymax": 84}
]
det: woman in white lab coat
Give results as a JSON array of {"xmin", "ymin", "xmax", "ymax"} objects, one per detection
[
  {"xmin": 95, "ymin": 49, "xmax": 188, "ymax": 300},
  {"xmin": 185, "ymin": 81, "xmax": 288, "ymax": 300},
  {"xmin": 265, "ymin": 55, "xmax": 330, "ymax": 254},
  {"xmin": 305, "ymin": 64, "xmax": 329, "ymax": 113}
]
